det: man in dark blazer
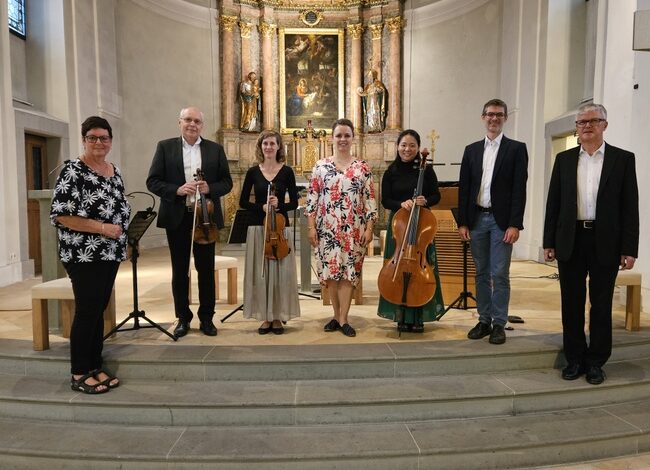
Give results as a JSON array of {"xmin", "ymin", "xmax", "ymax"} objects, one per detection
[
  {"xmin": 458, "ymin": 98, "xmax": 528, "ymax": 345},
  {"xmin": 544, "ymin": 103, "xmax": 638, "ymax": 385},
  {"xmin": 147, "ymin": 107, "xmax": 233, "ymax": 338}
]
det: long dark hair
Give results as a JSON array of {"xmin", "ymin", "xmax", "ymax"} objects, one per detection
[{"xmin": 387, "ymin": 129, "xmax": 421, "ymax": 173}]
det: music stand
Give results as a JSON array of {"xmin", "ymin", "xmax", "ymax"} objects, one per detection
[
  {"xmin": 293, "ymin": 203, "xmax": 320, "ymax": 300},
  {"xmin": 444, "ymin": 207, "xmax": 477, "ymax": 312},
  {"xmin": 220, "ymin": 210, "xmax": 257, "ymax": 322},
  {"xmin": 104, "ymin": 210, "xmax": 177, "ymax": 341}
]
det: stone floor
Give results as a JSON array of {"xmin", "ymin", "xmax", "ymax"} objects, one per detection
[{"xmin": 0, "ymin": 246, "xmax": 648, "ymax": 469}]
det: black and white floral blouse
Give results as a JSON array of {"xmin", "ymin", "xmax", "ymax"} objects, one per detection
[{"xmin": 50, "ymin": 158, "xmax": 131, "ymax": 263}]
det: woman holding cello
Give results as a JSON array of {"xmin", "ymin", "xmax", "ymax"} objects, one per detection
[
  {"xmin": 239, "ymin": 130, "xmax": 300, "ymax": 334},
  {"xmin": 377, "ymin": 129, "xmax": 445, "ymax": 333}
]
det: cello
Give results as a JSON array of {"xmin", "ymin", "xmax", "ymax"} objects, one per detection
[
  {"xmin": 377, "ymin": 149, "xmax": 438, "ymax": 307},
  {"xmin": 262, "ymin": 182, "xmax": 291, "ymax": 264}
]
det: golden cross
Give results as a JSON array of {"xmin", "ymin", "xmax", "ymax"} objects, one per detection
[{"xmin": 428, "ymin": 130, "xmax": 440, "ymax": 153}]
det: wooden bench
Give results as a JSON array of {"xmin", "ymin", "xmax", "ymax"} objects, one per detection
[
  {"xmin": 616, "ymin": 271, "xmax": 642, "ymax": 331},
  {"xmin": 189, "ymin": 255, "xmax": 238, "ymax": 305},
  {"xmin": 31, "ymin": 277, "xmax": 116, "ymax": 351}
]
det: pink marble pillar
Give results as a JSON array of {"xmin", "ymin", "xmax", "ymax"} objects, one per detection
[
  {"xmin": 259, "ymin": 22, "xmax": 277, "ymax": 130},
  {"xmin": 347, "ymin": 23, "xmax": 364, "ymax": 132},
  {"xmin": 386, "ymin": 16, "xmax": 405, "ymax": 130},
  {"xmin": 219, "ymin": 15, "xmax": 238, "ymax": 129}
]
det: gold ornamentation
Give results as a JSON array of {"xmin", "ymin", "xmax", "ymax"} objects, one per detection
[
  {"xmin": 239, "ymin": 21, "xmax": 253, "ymax": 38},
  {"xmin": 225, "ymin": 190, "xmax": 238, "ymax": 223},
  {"xmin": 369, "ymin": 23, "xmax": 383, "ymax": 40},
  {"xmin": 386, "ymin": 16, "xmax": 405, "ymax": 34},
  {"xmin": 428, "ymin": 129, "xmax": 440, "ymax": 154},
  {"xmin": 299, "ymin": 10, "xmax": 323, "ymax": 27},
  {"xmin": 347, "ymin": 23, "xmax": 364, "ymax": 40},
  {"xmin": 219, "ymin": 15, "xmax": 238, "ymax": 32},
  {"xmin": 258, "ymin": 22, "xmax": 278, "ymax": 37}
]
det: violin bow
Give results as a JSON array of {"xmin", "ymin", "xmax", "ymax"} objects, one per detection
[
  {"xmin": 188, "ymin": 172, "xmax": 201, "ymax": 278},
  {"xmin": 261, "ymin": 183, "xmax": 271, "ymax": 279}
]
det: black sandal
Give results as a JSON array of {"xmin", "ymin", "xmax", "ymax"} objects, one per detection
[
  {"xmin": 341, "ymin": 323, "xmax": 356, "ymax": 337},
  {"xmin": 71, "ymin": 372, "xmax": 110, "ymax": 394},
  {"xmin": 95, "ymin": 368, "xmax": 120, "ymax": 389}
]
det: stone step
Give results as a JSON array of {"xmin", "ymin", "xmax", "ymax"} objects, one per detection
[
  {"xmin": 3, "ymin": 330, "xmax": 650, "ymax": 381},
  {"xmin": 1, "ymin": 357, "xmax": 649, "ymax": 427},
  {"xmin": 0, "ymin": 399, "xmax": 648, "ymax": 469}
]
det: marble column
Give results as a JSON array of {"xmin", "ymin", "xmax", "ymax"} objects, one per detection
[
  {"xmin": 239, "ymin": 20, "xmax": 253, "ymax": 79},
  {"xmin": 347, "ymin": 23, "xmax": 364, "ymax": 132},
  {"xmin": 219, "ymin": 15, "xmax": 238, "ymax": 129},
  {"xmin": 259, "ymin": 21, "xmax": 277, "ymax": 130},
  {"xmin": 386, "ymin": 16, "xmax": 405, "ymax": 130},
  {"xmin": 369, "ymin": 23, "xmax": 383, "ymax": 79}
]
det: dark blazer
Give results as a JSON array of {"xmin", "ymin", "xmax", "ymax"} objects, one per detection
[
  {"xmin": 146, "ymin": 137, "xmax": 233, "ymax": 230},
  {"xmin": 458, "ymin": 135, "xmax": 528, "ymax": 231},
  {"xmin": 543, "ymin": 143, "xmax": 639, "ymax": 266}
]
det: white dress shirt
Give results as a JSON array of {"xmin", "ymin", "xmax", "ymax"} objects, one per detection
[
  {"xmin": 182, "ymin": 136, "xmax": 202, "ymax": 206},
  {"xmin": 476, "ymin": 133, "xmax": 503, "ymax": 208},
  {"xmin": 577, "ymin": 141, "xmax": 605, "ymax": 221}
]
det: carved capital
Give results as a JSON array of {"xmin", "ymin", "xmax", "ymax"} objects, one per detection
[
  {"xmin": 258, "ymin": 22, "xmax": 277, "ymax": 38},
  {"xmin": 369, "ymin": 23, "xmax": 383, "ymax": 40},
  {"xmin": 239, "ymin": 21, "xmax": 253, "ymax": 39},
  {"xmin": 219, "ymin": 15, "xmax": 238, "ymax": 32},
  {"xmin": 386, "ymin": 16, "xmax": 406, "ymax": 34},
  {"xmin": 347, "ymin": 23, "xmax": 364, "ymax": 40}
]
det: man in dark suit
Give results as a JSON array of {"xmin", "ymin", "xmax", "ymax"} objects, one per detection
[
  {"xmin": 543, "ymin": 103, "xmax": 638, "ymax": 385},
  {"xmin": 147, "ymin": 107, "xmax": 233, "ymax": 338},
  {"xmin": 458, "ymin": 98, "xmax": 528, "ymax": 345}
]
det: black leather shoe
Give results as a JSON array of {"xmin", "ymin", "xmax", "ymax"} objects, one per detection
[
  {"xmin": 467, "ymin": 322, "xmax": 492, "ymax": 340},
  {"xmin": 411, "ymin": 324, "xmax": 424, "ymax": 333},
  {"xmin": 561, "ymin": 363, "xmax": 584, "ymax": 380},
  {"xmin": 489, "ymin": 324, "xmax": 506, "ymax": 344},
  {"xmin": 199, "ymin": 320, "xmax": 218, "ymax": 336},
  {"xmin": 258, "ymin": 323, "xmax": 272, "ymax": 335},
  {"xmin": 586, "ymin": 365, "xmax": 605, "ymax": 385},
  {"xmin": 324, "ymin": 319, "xmax": 341, "ymax": 332},
  {"xmin": 174, "ymin": 320, "xmax": 190, "ymax": 338}
]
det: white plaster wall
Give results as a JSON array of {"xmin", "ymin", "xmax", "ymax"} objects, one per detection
[
  {"xmin": 114, "ymin": 0, "xmax": 218, "ymax": 247},
  {"xmin": 403, "ymin": 0, "xmax": 502, "ymax": 183},
  {"xmin": 9, "ymin": 34, "xmax": 27, "ymax": 102}
]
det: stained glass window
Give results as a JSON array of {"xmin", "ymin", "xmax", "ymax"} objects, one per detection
[{"xmin": 8, "ymin": 0, "xmax": 26, "ymax": 39}]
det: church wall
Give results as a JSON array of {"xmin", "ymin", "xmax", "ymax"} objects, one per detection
[
  {"xmin": 9, "ymin": 35, "xmax": 27, "ymax": 102},
  {"xmin": 114, "ymin": 0, "xmax": 218, "ymax": 247},
  {"xmin": 403, "ymin": 0, "xmax": 502, "ymax": 184}
]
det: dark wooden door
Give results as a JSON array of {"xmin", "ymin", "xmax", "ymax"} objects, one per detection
[{"xmin": 25, "ymin": 134, "xmax": 48, "ymax": 274}]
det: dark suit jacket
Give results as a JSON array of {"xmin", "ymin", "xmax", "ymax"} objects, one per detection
[
  {"xmin": 146, "ymin": 137, "xmax": 233, "ymax": 230},
  {"xmin": 458, "ymin": 135, "xmax": 528, "ymax": 231},
  {"xmin": 543, "ymin": 143, "xmax": 639, "ymax": 266}
]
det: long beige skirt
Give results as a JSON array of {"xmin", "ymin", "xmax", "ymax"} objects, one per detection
[{"xmin": 243, "ymin": 226, "xmax": 301, "ymax": 321}]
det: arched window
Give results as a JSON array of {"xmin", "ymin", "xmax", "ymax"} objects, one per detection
[{"xmin": 8, "ymin": 0, "xmax": 26, "ymax": 39}]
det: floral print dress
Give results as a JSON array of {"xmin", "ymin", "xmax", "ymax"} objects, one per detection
[{"xmin": 305, "ymin": 157, "xmax": 377, "ymax": 286}]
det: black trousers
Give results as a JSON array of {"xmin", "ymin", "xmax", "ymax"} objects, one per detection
[
  {"xmin": 557, "ymin": 226, "xmax": 619, "ymax": 368},
  {"xmin": 165, "ymin": 210, "xmax": 215, "ymax": 323},
  {"xmin": 64, "ymin": 261, "xmax": 120, "ymax": 375}
]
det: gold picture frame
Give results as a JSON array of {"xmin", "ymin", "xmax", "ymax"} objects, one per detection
[{"xmin": 279, "ymin": 28, "xmax": 345, "ymax": 133}]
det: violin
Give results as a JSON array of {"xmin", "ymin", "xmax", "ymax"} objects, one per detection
[
  {"xmin": 377, "ymin": 149, "xmax": 438, "ymax": 307},
  {"xmin": 192, "ymin": 169, "xmax": 218, "ymax": 245},
  {"xmin": 262, "ymin": 183, "xmax": 291, "ymax": 262}
]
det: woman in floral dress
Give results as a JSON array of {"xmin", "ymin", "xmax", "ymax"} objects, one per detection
[
  {"xmin": 50, "ymin": 116, "xmax": 130, "ymax": 394},
  {"xmin": 305, "ymin": 118, "xmax": 377, "ymax": 337}
]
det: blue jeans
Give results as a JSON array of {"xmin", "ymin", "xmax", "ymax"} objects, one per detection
[{"xmin": 469, "ymin": 213, "xmax": 513, "ymax": 327}]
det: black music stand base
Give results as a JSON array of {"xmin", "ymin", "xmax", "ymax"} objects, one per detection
[
  {"xmin": 220, "ymin": 304, "xmax": 243, "ymax": 323},
  {"xmin": 444, "ymin": 238, "xmax": 477, "ymax": 313}
]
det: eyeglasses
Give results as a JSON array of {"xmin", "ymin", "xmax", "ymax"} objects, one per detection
[
  {"xmin": 180, "ymin": 117, "xmax": 203, "ymax": 125},
  {"xmin": 84, "ymin": 135, "xmax": 112, "ymax": 143},
  {"xmin": 483, "ymin": 112, "xmax": 506, "ymax": 119},
  {"xmin": 576, "ymin": 118, "xmax": 606, "ymax": 127}
]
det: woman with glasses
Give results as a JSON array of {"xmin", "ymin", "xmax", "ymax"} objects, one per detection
[
  {"xmin": 377, "ymin": 129, "xmax": 445, "ymax": 333},
  {"xmin": 50, "ymin": 116, "xmax": 130, "ymax": 394},
  {"xmin": 239, "ymin": 130, "xmax": 301, "ymax": 334}
]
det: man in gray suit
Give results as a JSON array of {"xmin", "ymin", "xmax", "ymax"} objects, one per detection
[
  {"xmin": 544, "ymin": 103, "xmax": 639, "ymax": 385},
  {"xmin": 147, "ymin": 107, "xmax": 233, "ymax": 338}
]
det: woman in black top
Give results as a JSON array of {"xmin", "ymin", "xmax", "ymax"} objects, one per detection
[
  {"xmin": 239, "ymin": 130, "xmax": 301, "ymax": 334},
  {"xmin": 50, "ymin": 116, "xmax": 130, "ymax": 393},
  {"xmin": 377, "ymin": 129, "xmax": 445, "ymax": 332}
]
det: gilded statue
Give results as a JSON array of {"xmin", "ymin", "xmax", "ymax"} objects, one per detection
[
  {"xmin": 356, "ymin": 69, "xmax": 387, "ymax": 133},
  {"xmin": 239, "ymin": 71, "xmax": 261, "ymax": 132}
]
